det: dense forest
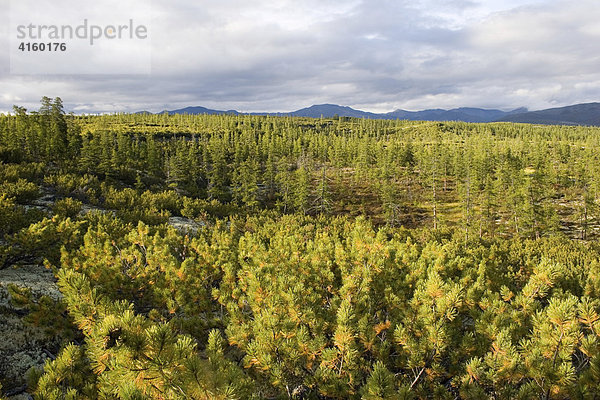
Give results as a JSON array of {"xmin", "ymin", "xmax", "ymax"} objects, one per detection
[{"xmin": 1, "ymin": 97, "xmax": 600, "ymax": 399}]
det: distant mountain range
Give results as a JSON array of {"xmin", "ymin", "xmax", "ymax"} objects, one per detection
[
  {"xmin": 145, "ymin": 102, "xmax": 600, "ymax": 126},
  {"xmin": 281, "ymin": 104, "xmax": 529, "ymax": 122}
]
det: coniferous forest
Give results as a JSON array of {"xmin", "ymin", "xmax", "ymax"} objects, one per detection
[{"xmin": 3, "ymin": 97, "xmax": 600, "ymax": 399}]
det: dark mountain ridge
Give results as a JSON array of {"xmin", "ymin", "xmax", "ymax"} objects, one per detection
[
  {"xmin": 496, "ymin": 102, "xmax": 600, "ymax": 126},
  {"xmin": 152, "ymin": 102, "xmax": 600, "ymax": 126}
]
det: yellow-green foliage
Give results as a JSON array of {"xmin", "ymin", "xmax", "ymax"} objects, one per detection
[
  {"xmin": 52, "ymin": 197, "xmax": 83, "ymax": 218},
  {"xmin": 0, "ymin": 178, "xmax": 39, "ymax": 203},
  {"xmin": 43, "ymin": 173, "xmax": 101, "ymax": 203},
  {"xmin": 34, "ymin": 214, "xmax": 600, "ymax": 399}
]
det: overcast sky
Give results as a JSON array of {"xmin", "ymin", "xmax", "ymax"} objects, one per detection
[{"xmin": 1, "ymin": 0, "xmax": 599, "ymax": 113}]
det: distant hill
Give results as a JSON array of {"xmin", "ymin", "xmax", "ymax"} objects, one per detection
[
  {"xmin": 162, "ymin": 106, "xmax": 239, "ymax": 116},
  {"xmin": 286, "ymin": 104, "xmax": 380, "ymax": 119},
  {"xmin": 495, "ymin": 103, "xmax": 600, "ymax": 126}
]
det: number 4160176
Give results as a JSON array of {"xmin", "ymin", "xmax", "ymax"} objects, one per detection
[{"xmin": 18, "ymin": 42, "xmax": 67, "ymax": 52}]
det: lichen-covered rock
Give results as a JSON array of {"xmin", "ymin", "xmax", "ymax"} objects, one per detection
[
  {"xmin": 0, "ymin": 265, "xmax": 62, "ymax": 394},
  {"xmin": 168, "ymin": 216, "xmax": 204, "ymax": 235}
]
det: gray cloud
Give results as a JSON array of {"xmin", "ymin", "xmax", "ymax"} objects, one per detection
[{"xmin": 1, "ymin": 0, "xmax": 599, "ymax": 114}]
